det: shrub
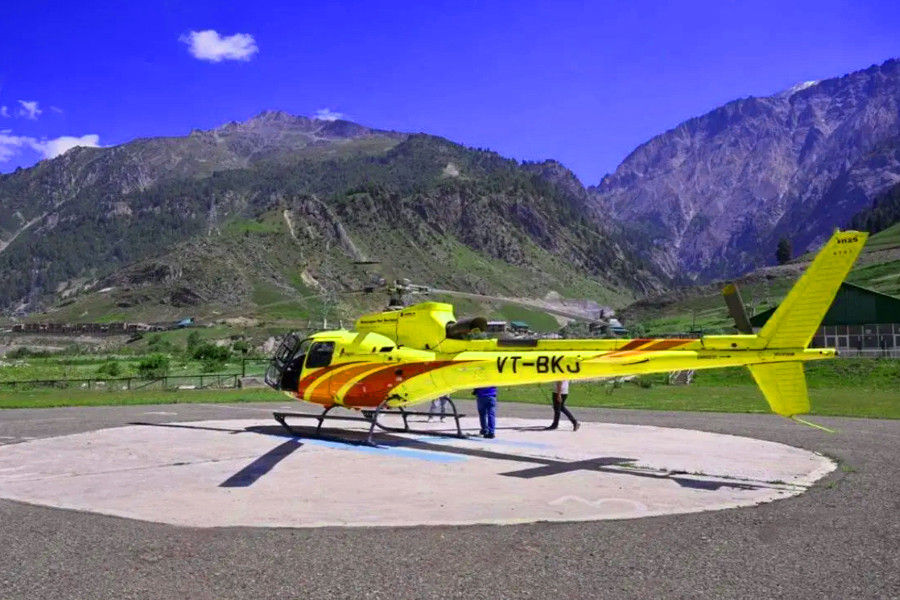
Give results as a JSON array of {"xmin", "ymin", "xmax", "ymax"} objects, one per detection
[
  {"xmin": 634, "ymin": 375, "xmax": 655, "ymax": 388},
  {"xmin": 96, "ymin": 360, "xmax": 122, "ymax": 377},
  {"xmin": 6, "ymin": 347, "xmax": 32, "ymax": 359},
  {"xmin": 186, "ymin": 331, "xmax": 201, "ymax": 353},
  {"xmin": 147, "ymin": 334, "xmax": 175, "ymax": 353},
  {"xmin": 192, "ymin": 342, "xmax": 231, "ymax": 373},
  {"xmin": 137, "ymin": 353, "xmax": 170, "ymax": 379},
  {"xmin": 200, "ymin": 357, "xmax": 228, "ymax": 373},
  {"xmin": 6, "ymin": 346, "xmax": 67, "ymax": 359},
  {"xmin": 191, "ymin": 342, "xmax": 230, "ymax": 362}
]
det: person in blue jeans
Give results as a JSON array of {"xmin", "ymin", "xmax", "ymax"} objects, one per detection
[{"xmin": 473, "ymin": 386, "xmax": 498, "ymax": 438}]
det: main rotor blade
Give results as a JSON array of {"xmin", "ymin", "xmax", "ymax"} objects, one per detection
[
  {"xmin": 429, "ymin": 288, "xmax": 594, "ymax": 321},
  {"xmin": 722, "ymin": 283, "xmax": 753, "ymax": 334}
]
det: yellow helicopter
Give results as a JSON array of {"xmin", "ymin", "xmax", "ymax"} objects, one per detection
[{"xmin": 265, "ymin": 229, "xmax": 867, "ymax": 442}]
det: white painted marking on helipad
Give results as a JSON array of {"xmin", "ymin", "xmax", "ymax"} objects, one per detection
[
  {"xmin": 549, "ymin": 495, "xmax": 650, "ymax": 515},
  {"xmin": 0, "ymin": 418, "xmax": 834, "ymax": 528},
  {"xmin": 142, "ymin": 411, "xmax": 178, "ymax": 416}
]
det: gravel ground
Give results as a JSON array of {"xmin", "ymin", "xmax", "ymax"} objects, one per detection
[{"xmin": 0, "ymin": 401, "xmax": 898, "ymax": 600}]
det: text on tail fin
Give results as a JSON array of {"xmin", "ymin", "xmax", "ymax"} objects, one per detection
[{"xmin": 757, "ymin": 230, "xmax": 867, "ymax": 349}]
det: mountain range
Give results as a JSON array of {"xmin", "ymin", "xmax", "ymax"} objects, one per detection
[
  {"xmin": 591, "ymin": 58, "xmax": 900, "ymax": 281},
  {"xmin": 0, "ymin": 112, "xmax": 658, "ymax": 318},
  {"xmin": 0, "ymin": 58, "xmax": 898, "ymax": 319}
]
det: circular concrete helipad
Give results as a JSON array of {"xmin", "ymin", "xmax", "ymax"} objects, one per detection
[{"xmin": 0, "ymin": 417, "xmax": 834, "ymax": 528}]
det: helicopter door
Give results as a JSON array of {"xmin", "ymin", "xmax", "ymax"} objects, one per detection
[
  {"xmin": 305, "ymin": 341, "xmax": 335, "ymax": 369},
  {"xmin": 264, "ymin": 334, "xmax": 309, "ymax": 392}
]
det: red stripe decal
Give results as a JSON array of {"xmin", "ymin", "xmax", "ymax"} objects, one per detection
[
  {"xmin": 617, "ymin": 338, "xmax": 652, "ymax": 351},
  {"xmin": 306, "ymin": 363, "xmax": 384, "ymax": 403},
  {"xmin": 643, "ymin": 339, "xmax": 692, "ymax": 351},
  {"xmin": 342, "ymin": 361, "xmax": 460, "ymax": 408},
  {"xmin": 296, "ymin": 362, "xmax": 360, "ymax": 395}
]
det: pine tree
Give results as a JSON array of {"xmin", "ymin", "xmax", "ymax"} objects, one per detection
[{"xmin": 776, "ymin": 237, "xmax": 792, "ymax": 265}]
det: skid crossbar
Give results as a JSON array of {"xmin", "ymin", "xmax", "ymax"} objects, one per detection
[{"xmin": 273, "ymin": 398, "xmax": 467, "ymax": 445}]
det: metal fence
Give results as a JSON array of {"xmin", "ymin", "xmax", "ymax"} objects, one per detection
[
  {"xmin": 836, "ymin": 348, "xmax": 900, "ymax": 359},
  {"xmin": 0, "ymin": 358, "xmax": 274, "ymax": 393},
  {"xmin": 240, "ymin": 358, "xmax": 271, "ymax": 377},
  {"xmin": 0, "ymin": 373, "xmax": 243, "ymax": 392}
]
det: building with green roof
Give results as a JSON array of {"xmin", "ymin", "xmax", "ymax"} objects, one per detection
[{"xmin": 748, "ymin": 282, "xmax": 900, "ymax": 356}]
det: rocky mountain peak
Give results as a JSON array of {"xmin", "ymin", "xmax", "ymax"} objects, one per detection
[
  {"xmin": 523, "ymin": 159, "xmax": 589, "ymax": 203},
  {"xmin": 777, "ymin": 80, "xmax": 820, "ymax": 99},
  {"xmin": 591, "ymin": 57, "xmax": 900, "ymax": 281}
]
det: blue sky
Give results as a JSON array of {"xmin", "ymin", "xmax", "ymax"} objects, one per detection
[{"xmin": 1, "ymin": 0, "xmax": 898, "ymax": 183}]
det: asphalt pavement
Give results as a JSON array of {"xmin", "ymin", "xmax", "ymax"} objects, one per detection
[{"xmin": 0, "ymin": 401, "xmax": 897, "ymax": 599}]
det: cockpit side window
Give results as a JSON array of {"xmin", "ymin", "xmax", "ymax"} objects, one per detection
[{"xmin": 305, "ymin": 341, "xmax": 335, "ymax": 369}]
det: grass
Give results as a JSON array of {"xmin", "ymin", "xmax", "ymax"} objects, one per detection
[
  {"xmin": 500, "ymin": 382, "xmax": 899, "ymax": 419},
  {"xmin": 0, "ymin": 358, "xmax": 267, "ymax": 381},
  {"xmin": 496, "ymin": 303, "xmax": 560, "ymax": 332},
  {"xmin": 499, "ymin": 358, "xmax": 899, "ymax": 419},
  {"xmin": 251, "ymin": 281, "xmax": 293, "ymax": 307},
  {"xmin": 630, "ymin": 228, "xmax": 900, "ymax": 334},
  {"xmin": 689, "ymin": 359, "xmax": 900, "ymax": 389},
  {"xmin": 1, "ymin": 380, "xmax": 895, "ymax": 418},
  {"xmin": 94, "ymin": 312, "xmax": 130, "ymax": 323},
  {"xmin": 1, "ymin": 359, "xmax": 896, "ymax": 418},
  {"xmin": 0, "ymin": 346, "xmax": 270, "ymax": 382},
  {"xmin": 223, "ymin": 217, "xmax": 281, "ymax": 235},
  {"xmin": 444, "ymin": 237, "xmax": 632, "ymax": 307}
]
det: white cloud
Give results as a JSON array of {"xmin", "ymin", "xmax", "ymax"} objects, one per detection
[
  {"xmin": 17, "ymin": 100, "xmax": 42, "ymax": 119},
  {"xmin": 50, "ymin": 106, "xmax": 64, "ymax": 114},
  {"xmin": 0, "ymin": 106, "xmax": 9, "ymax": 118},
  {"xmin": 314, "ymin": 108, "xmax": 344, "ymax": 121},
  {"xmin": 0, "ymin": 131, "xmax": 100, "ymax": 163},
  {"xmin": 0, "ymin": 131, "xmax": 33, "ymax": 161},
  {"xmin": 180, "ymin": 30, "xmax": 258, "ymax": 62},
  {"xmin": 35, "ymin": 134, "xmax": 100, "ymax": 158}
]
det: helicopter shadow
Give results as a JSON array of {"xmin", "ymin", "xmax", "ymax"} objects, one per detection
[
  {"xmin": 130, "ymin": 421, "xmax": 773, "ymax": 492},
  {"xmin": 130, "ymin": 421, "xmax": 306, "ymax": 488},
  {"xmin": 243, "ymin": 424, "xmax": 768, "ymax": 491}
]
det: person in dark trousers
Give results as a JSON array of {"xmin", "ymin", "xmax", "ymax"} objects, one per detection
[
  {"xmin": 473, "ymin": 386, "xmax": 498, "ymax": 438},
  {"xmin": 547, "ymin": 380, "xmax": 579, "ymax": 431},
  {"xmin": 428, "ymin": 395, "xmax": 451, "ymax": 421}
]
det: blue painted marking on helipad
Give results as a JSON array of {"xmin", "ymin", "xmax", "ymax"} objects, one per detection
[
  {"xmin": 407, "ymin": 435, "xmax": 551, "ymax": 450},
  {"xmin": 292, "ymin": 436, "xmax": 466, "ymax": 463}
]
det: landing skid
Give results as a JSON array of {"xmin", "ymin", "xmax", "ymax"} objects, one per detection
[{"xmin": 273, "ymin": 398, "xmax": 467, "ymax": 446}]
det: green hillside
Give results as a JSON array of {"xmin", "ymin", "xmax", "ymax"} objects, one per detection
[
  {"xmin": 0, "ymin": 118, "xmax": 660, "ymax": 322},
  {"xmin": 623, "ymin": 225, "xmax": 900, "ymax": 334}
]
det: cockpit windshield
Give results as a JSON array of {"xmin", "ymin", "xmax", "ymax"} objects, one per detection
[
  {"xmin": 271, "ymin": 334, "xmax": 304, "ymax": 360},
  {"xmin": 291, "ymin": 339, "xmax": 311, "ymax": 363},
  {"xmin": 265, "ymin": 335, "xmax": 312, "ymax": 391}
]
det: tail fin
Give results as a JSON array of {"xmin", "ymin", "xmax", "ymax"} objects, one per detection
[
  {"xmin": 757, "ymin": 230, "xmax": 868, "ymax": 349},
  {"xmin": 750, "ymin": 230, "xmax": 867, "ymax": 417},
  {"xmin": 749, "ymin": 362, "xmax": 809, "ymax": 416}
]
